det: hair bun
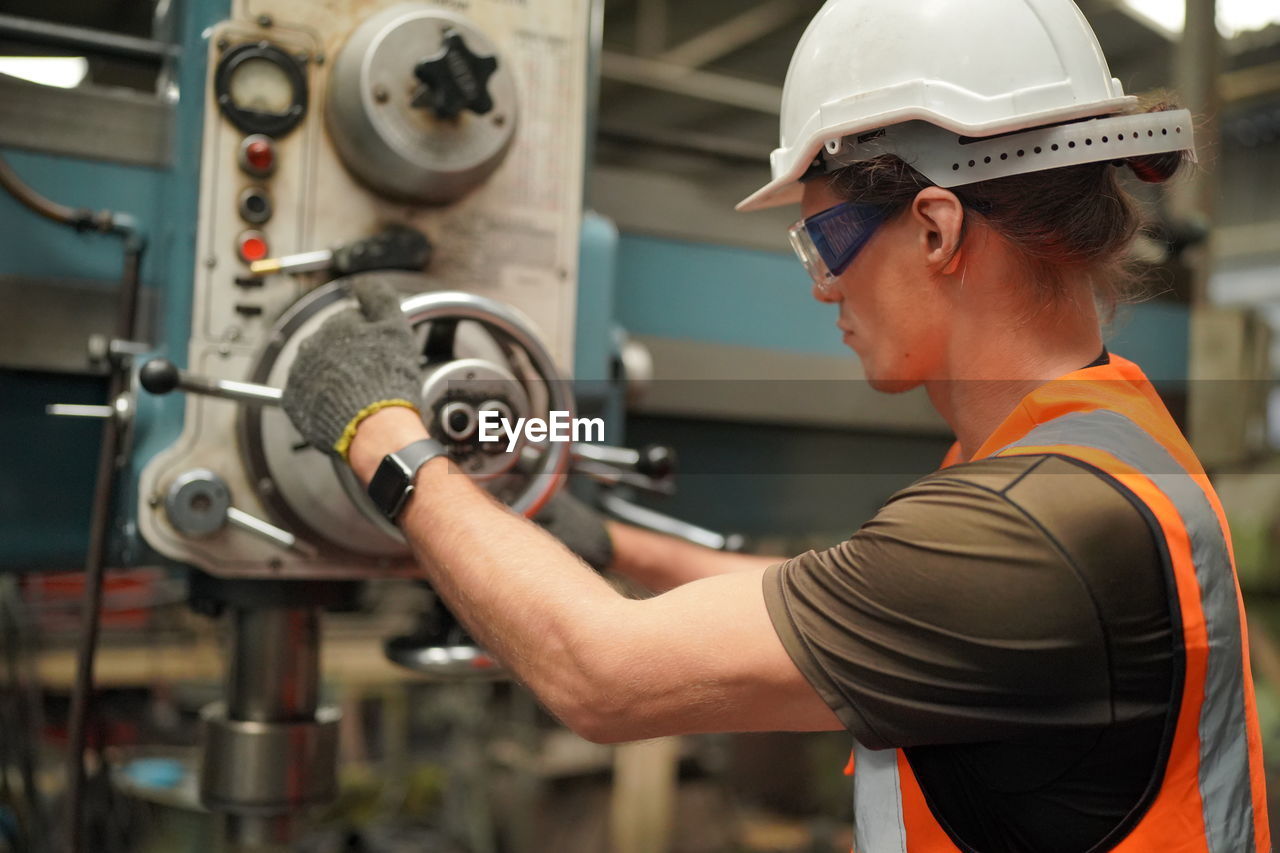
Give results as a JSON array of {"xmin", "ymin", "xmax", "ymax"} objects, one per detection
[
  {"xmin": 1125, "ymin": 150, "xmax": 1185, "ymax": 184},
  {"xmin": 1122, "ymin": 100, "xmax": 1190, "ymax": 183}
]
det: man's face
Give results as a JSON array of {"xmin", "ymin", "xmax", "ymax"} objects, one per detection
[{"xmin": 799, "ymin": 181, "xmax": 951, "ymax": 393}]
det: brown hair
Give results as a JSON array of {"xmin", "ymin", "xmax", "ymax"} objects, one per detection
[{"xmin": 826, "ymin": 101, "xmax": 1190, "ymax": 317}]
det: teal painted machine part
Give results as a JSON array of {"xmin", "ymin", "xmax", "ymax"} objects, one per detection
[
  {"xmin": 574, "ymin": 211, "xmax": 619, "ymax": 382},
  {"xmin": 124, "ymin": 0, "xmax": 227, "ymax": 523},
  {"xmin": 614, "ymin": 232, "xmax": 1191, "ymax": 382},
  {"xmin": 0, "ymin": 0, "xmax": 227, "ymax": 570},
  {"xmin": 1105, "ymin": 299, "xmax": 1190, "ymax": 383},
  {"xmin": 616, "ymin": 233, "xmax": 849, "ymax": 358}
]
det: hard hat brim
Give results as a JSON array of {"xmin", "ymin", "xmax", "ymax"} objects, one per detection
[
  {"xmin": 736, "ymin": 181, "xmax": 804, "ymax": 213},
  {"xmin": 736, "ymin": 97, "xmax": 1140, "ymax": 213}
]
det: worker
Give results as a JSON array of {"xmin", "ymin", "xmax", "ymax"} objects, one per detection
[{"xmin": 279, "ymin": 0, "xmax": 1270, "ymax": 850}]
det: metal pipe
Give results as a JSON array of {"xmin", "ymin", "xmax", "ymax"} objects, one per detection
[
  {"xmin": 0, "ymin": 577, "xmax": 43, "ymax": 853},
  {"xmin": 63, "ymin": 233, "xmax": 144, "ymax": 853},
  {"xmin": 224, "ymin": 507, "xmax": 305, "ymax": 554},
  {"xmin": 0, "ymin": 13, "xmax": 179, "ymax": 64},
  {"xmin": 0, "ymin": 155, "xmax": 84, "ymax": 227},
  {"xmin": 573, "ymin": 442, "xmax": 643, "ymax": 470},
  {"xmin": 600, "ymin": 493, "xmax": 743, "ymax": 552},
  {"xmin": 0, "ymin": 86, "xmax": 147, "ymax": 853},
  {"xmin": 44, "ymin": 404, "xmax": 114, "ymax": 419},
  {"xmin": 186, "ymin": 376, "xmax": 284, "ymax": 405},
  {"xmin": 0, "ymin": 153, "xmax": 142, "ymax": 236},
  {"xmin": 227, "ymin": 608, "xmax": 321, "ymax": 722}
]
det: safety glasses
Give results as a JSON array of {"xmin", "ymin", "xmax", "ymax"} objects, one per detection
[{"xmin": 787, "ymin": 201, "xmax": 887, "ymax": 290}]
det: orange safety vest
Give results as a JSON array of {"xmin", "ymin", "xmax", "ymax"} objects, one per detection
[{"xmin": 850, "ymin": 355, "xmax": 1270, "ymax": 853}]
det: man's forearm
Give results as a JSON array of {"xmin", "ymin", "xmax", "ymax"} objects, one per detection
[
  {"xmin": 606, "ymin": 521, "xmax": 781, "ymax": 593},
  {"xmin": 350, "ymin": 407, "xmax": 630, "ymax": 731}
]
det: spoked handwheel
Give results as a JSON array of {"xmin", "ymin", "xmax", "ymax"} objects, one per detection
[{"xmin": 240, "ymin": 273, "xmax": 573, "ymax": 558}]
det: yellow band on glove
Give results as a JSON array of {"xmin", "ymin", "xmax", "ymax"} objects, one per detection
[{"xmin": 333, "ymin": 399, "xmax": 420, "ymax": 461}]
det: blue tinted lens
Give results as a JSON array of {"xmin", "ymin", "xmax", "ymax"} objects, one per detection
[{"xmin": 803, "ymin": 202, "xmax": 886, "ymax": 277}]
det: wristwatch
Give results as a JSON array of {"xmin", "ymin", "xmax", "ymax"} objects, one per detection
[{"xmin": 367, "ymin": 438, "xmax": 448, "ymax": 524}]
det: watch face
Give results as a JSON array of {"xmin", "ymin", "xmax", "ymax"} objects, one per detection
[
  {"xmin": 368, "ymin": 454, "xmax": 412, "ymax": 519},
  {"xmin": 366, "ymin": 440, "xmax": 445, "ymax": 522}
]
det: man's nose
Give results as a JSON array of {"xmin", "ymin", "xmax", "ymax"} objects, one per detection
[{"xmin": 813, "ymin": 282, "xmax": 841, "ymax": 303}]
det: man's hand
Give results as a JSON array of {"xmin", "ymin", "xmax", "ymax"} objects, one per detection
[{"xmin": 282, "ymin": 278, "xmax": 425, "ymax": 461}]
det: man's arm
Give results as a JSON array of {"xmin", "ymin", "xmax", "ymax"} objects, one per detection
[
  {"xmin": 350, "ymin": 406, "xmax": 841, "ymax": 743},
  {"xmin": 605, "ymin": 521, "xmax": 780, "ymax": 592}
]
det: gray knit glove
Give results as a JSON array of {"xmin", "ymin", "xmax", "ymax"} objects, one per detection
[{"xmin": 282, "ymin": 278, "xmax": 423, "ymax": 460}]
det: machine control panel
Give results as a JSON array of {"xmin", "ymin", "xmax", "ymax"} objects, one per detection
[{"xmin": 138, "ymin": 0, "xmax": 590, "ymax": 578}]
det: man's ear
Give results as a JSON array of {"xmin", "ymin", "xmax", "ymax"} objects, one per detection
[{"xmin": 910, "ymin": 188, "xmax": 965, "ymax": 273}]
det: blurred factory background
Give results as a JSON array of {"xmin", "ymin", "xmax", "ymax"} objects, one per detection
[{"xmin": 0, "ymin": 0, "xmax": 1278, "ymax": 851}]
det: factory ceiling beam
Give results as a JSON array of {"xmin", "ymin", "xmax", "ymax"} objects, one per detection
[
  {"xmin": 634, "ymin": 0, "xmax": 668, "ymax": 56},
  {"xmin": 0, "ymin": 13, "xmax": 180, "ymax": 63},
  {"xmin": 598, "ymin": 122, "xmax": 772, "ymax": 163},
  {"xmin": 600, "ymin": 51, "xmax": 783, "ymax": 114},
  {"xmin": 656, "ymin": 0, "xmax": 812, "ymax": 68}
]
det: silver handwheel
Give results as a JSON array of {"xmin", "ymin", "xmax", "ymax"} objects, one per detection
[{"xmin": 240, "ymin": 273, "xmax": 573, "ymax": 557}]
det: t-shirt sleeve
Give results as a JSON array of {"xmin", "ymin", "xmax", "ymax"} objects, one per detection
[{"xmin": 762, "ymin": 457, "xmax": 1120, "ymax": 750}]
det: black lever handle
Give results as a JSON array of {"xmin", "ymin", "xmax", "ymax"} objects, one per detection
[{"xmin": 139, "ymin": 358, "xmax": 283, "ymax": 405}]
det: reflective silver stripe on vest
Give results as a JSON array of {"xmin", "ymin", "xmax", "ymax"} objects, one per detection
[
  {"xmin": 1000, "ymin": 409, "xmax": 1255, "ymax": 853},
  {"xmin": 854, "ymin": 742, "xmax": 907, "ymax": 853}
]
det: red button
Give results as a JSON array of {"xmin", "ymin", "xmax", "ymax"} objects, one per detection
[
  {"xmin": 246, "ymin": 140, "xmax": 272, "ymax": 170},
  {"xmin": 237, "ymin": 231, "xmax": 269, "ymax": 263},
  {"xmin": 239, "ymin": 134, "xmax": 276, "ymax": 176}
]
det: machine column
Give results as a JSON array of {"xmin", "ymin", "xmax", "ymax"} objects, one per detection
[{"xmin": 192, "ymin": 577, "xmax": 352, "ymax": 850}]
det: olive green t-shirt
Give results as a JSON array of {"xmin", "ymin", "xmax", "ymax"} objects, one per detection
[{"xmin": 763, "ymin": 454, "xmax": 1177, "ymax": 853}]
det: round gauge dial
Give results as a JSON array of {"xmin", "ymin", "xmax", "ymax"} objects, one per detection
[
  {"xmin": 228, "ymin": 56, "xmax": 294, "ymax": 114},
  {"xmin": 215, "ymin": 42, "xmax": 308, "ymax": 137}
]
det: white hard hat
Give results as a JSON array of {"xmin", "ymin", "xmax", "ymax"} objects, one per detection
[{"xmin": 737, "ymin": 0, "xmax": 1192, "ymax": 212}]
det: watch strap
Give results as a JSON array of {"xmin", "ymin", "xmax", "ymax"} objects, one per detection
[{"xmin": 394, "ymin": 438, "xmax": 447, "ymax": 475}]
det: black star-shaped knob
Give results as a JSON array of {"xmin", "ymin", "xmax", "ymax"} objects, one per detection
[{"xmin": 412, "ymin": 29, "xmax": 499, "ymax": 120}]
